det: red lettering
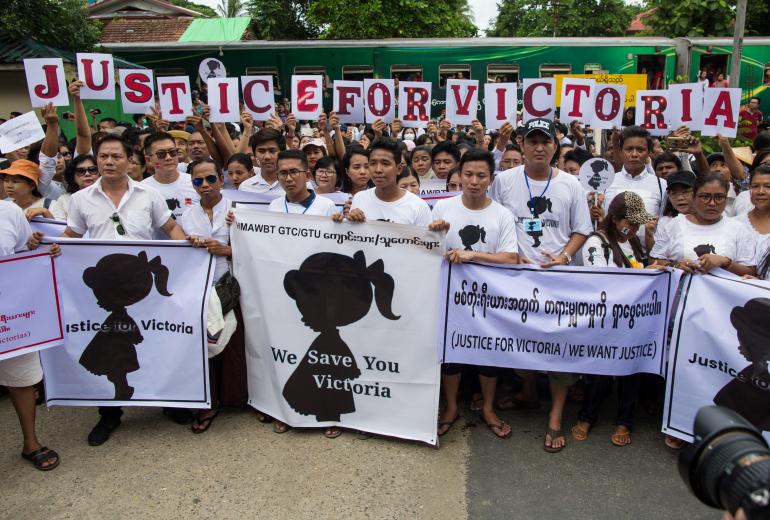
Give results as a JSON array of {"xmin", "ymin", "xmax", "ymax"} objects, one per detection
[
  {"xmin": 495, "ymin": 88, "xmax": 507, "ymax": 120},
  {"xmin": 642, "ymin": 95, "xmax": 667, "ymax": 130},
  {"xmin": 367, "ymin": 82, "xmax": 392, "ymax": 117},
  {"xmin": 81, "ymin": 59, "xmax": 110, "ymax": 91},
  {"xmin": 33, "ymin": 64, "xmax": 61, "ymax": 99},
  {"xmin": 336, "ymin": 85, "xmax": 361, "ymax": 116},
  {"xmin": 523, "ymin": 82, "xmax": 552, "ymax": 117},
  {"xmin": 450, "ymin": 84, "xmax": 478, "ymax": 116},
  {"xmin": 594, "ymin": 87, "xmax": 621, "ymax": 122},
  {"xmin": 679, "ymin": 88, "xmax": 693, "ymax": 122},
  {"xmin": 403, "ymin": 87, "xmax": 429, "ymax": 122},
  {"xmin": 243, "ymin": 79, "xmax": 270, "ymax": 113},
  {"xmin": 564, "ymin": 84, "xmax": 591, "ymax": 117},
  {"xmin": 297, "ymin": 79, "xmax": 319, "ymax": 113},
  {"xmin": 704, "ymin": 91, "xmax": 735, "ymax": 129},
  {"xmin": 216, "ymin": 82, "xmax": 231, "ymax": 114},
  {"xmin": 160, "ymin": 82, "xmax": 187, "ymax": 115},
  {"xmin": 124, "ymin": 73, "xmax": 152, "ymax": 103}
]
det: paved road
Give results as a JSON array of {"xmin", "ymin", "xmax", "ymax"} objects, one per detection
[{"xmin": 1, "ymin": 393, "xmax": 717, "ymax": 519}]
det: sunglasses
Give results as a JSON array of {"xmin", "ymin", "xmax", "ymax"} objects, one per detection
[
  {"xmin": 153, "ymin": 149, "xmax": 179, "ymax": 159},
  {"xmin": 192, "ymin": 175, "xmax": 219, "ymax": 187},
  {"xmin": 74, "ymin": 166, "xmax": 99, "ymax": 176},
  {"xmin": 110, "ymin": 212, "xmax": 126, "ymax": 236}
]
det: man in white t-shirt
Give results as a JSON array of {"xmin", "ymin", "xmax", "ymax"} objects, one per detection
[
  {"xmin": 141, "ymin": 132, "xmax": 200, "ymax": 225},
  {"xmin": 268, "ymin": 150, "xmax": 336, "ymax": 216},
  {"xmin": 335, "ymin": 138, "xmax": 431, "ymax": 226},
  {"xmin": 430, "ymin": 149, "xmax": 519, "ymax": 440},
  {"xmin": 239, "ymin": 128, "xmax": 285, "ymax": 195},
  {"xmin": 489, "ymin": 117, "xmax": 593, "ymax": 453}
]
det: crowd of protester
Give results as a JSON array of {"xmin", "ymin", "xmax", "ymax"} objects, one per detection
[{"xmin": 2, "ymin": 79, "xmax": 770, "ymax": 471}]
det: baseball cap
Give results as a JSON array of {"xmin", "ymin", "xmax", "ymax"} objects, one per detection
[
  {"xmin": 523, "ymin": 118, "xmax": 557, "ymax": 140},
  {"xmin": 666, "ymin": 171, "xmax": 695, "ymax": 190},
  {"xmin": 706, "ymin": 152, "xmax": 725, "ymax": 164},
  {"xmin": 300, "ymin": 138, "xmax": 327, "ymax": 152}
]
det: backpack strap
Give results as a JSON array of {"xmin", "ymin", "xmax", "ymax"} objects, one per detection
[{"xmin": 591, "ymin": 230, "xmax": 632, "ymax": 268}]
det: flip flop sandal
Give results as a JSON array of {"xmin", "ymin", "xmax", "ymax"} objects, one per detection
[
  {"xmin": 610, "ymin": 429, "xmax": 632, "ymax": 447},
  {"xmin": 273, "ymin": 421, "xmax": 290, "ymax": 434},
  {"xmin": 191, "ymin": 410, "xmax": 219, "ymax": 434},
  {"xmin": 437, "ymin": 414, "xmax": 461, "ymax": 437},
  {"xmin": 21, "ymin": 447, "xmax": 60, "ymax": 471},
  {"xmin": 570, "ymin": 423, "xmax": 590, "ymax": 441},
  {"xmin": 486, "ymin": 420, "xmax": 512, "ymax": 439},
  {"xmin": 664, "ymin": 435, "xmax": 685, "ymax": 450},
  {"xmin": 544, "ymin": 427, "xmax": 566, "ymax": 453},
  {"xmin": 324, "ymin": 427, "xmax": 342, "ymax": 439}
]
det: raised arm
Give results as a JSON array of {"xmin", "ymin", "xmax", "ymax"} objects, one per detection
[{"xmin": 67, "ymin": 80, "xmax": 92, "ymax": 156}]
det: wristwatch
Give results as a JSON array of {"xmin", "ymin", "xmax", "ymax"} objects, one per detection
[{"xmin": 562, "ymin": 252, "xmax": 573, "ymax": 264}]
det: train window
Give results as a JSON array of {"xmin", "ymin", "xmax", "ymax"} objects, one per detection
[
  {"xmin": 439, "ymin": 64, "xmax": 471, "ymax": 88},
  {"xmin": 154, "ymin": 68, "xmax": 186, "ymax": 77},
  {"xmin": 245, "ymin": 67, "xmax": 282, "ymax": 95},
  {"xmin": 487, "ymin": 64, "xmax": 519, "ymax": 84},
  {"xmin": 342, "ymin": 65, "xmax": 374, "ymax": 81},
  {"xmin": 584, "ymin": 63, "xmax": 603, "ymax": 74},
  {"xmin": 637, "ymin": 55, "xmax": 667, "ymax": 89},
  {"xmin": 539, "ymin": 64, "xmax": 571, "ymax": 78},
  {"xmin": 765, "ymin": 65, "xmax": 770, "ymax": 86},
  {"xmin": 293, "ymin": 66, "xmax": 329, "ymax": 89},
  {"xmin": 391, "ymin": 65, "xmax": 423, "ymax": 83}
]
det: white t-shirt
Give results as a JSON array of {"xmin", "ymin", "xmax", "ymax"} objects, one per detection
[
  {"xmin": 605, "ymin": 167, "xmax": 666, "ymax": 247},
  {"xmin": 578, "ymin": 235, "xmax": 637, "ymax": 267},
  {"xmin": 733, "ymin": 212, "xmax": 770, "ymax": 244},
  {"xmin": 649, "ymin": 214, "xmax": 757, "ymax": 264},
  {"xmin": 179, "ymin": 196, "xmax": 230, "ymax": 283},
  {"xmin": 49, "ymin": 192, "xmax": 72, "ymax": 220},
  {"xmin": 67, "ymin": 177, "xmax": 172, "ymax": 240},
  {"xmin": 0, "ymin": 200, "xmax": 32, "ymax": 255},
  {"xmin": 733, "ymin": 190, "xmax": 753, "ymax": 217},
  {"xmin": 489, "ymin": 165, "xmax": 593, "ymax": 262},
  {"xmin": 140, "ymin": 173, "xmax": 199, "ymax": 221},
  {"xmin": 351, "ymin": 188, "xmax": 432, "ymax": 226},
  {"xmin": 431, "ymin": 195, "xmax": 518, "ymax": 254},
  {"xmin": 239, "ymin": 172, "xmax": 284, "ymax": 195},
  {"xmin": 267, "ymin": 191, "xmax": 337, "ymax": 217}
]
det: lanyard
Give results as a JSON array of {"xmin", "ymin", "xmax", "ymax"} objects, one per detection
[
  {"xmin": 523, "ymin": 167, "xmax": 552, "ymax": 216},
  {"xmin": 284, "ymin": 191, "xmax": 316, "ymax": 214}
]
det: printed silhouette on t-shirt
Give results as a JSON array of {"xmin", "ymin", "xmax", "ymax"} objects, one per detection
[
  {"xmin": 459, "ymin": 225, "xmax": 486, "ymax": 251},
  {"xmin": 79, "ymin": 251, "xmax": 172, "ymax": 400},
  {"xmin": 587, "ymin": 246, "xmax": 597, "ymax": 265},
  {"xmin": 525, "ymin": 196, "xmax": 552, "ymax": 248},
  {"xmin": 166, "ymin": 198, "xmax": 181, "ymax": 211},
  {"xmin": 693, "ymin": 244, "xmax": 716, "ymax": 257},
  {"xmin": 282, "ymin": 251, "xmax": 400, "ymax": 422}
]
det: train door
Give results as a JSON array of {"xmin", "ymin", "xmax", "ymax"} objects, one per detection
[
  {"xmin": 698, "ymin": 54, "xmax": 729, "ymax": 86},
  {"xmin": 637, "ymin": 54, "xmax": 666, "ymax": 89}
]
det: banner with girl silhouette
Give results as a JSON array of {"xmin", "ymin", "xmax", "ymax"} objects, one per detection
[
  {"xmin": 40, "ymin": 240, "xmax": 215, "ymax": 408},
  {"xmin": 663, "ymin": 272, "xmax": 770, "ymax": 443},
  {"xmin": 231, "ymin": 210, "xmax": 444, "ymax": 445}
]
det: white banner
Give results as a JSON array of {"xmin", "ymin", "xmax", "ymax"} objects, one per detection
[
  {"xmin": 231, "ymin": 211, "xmax": 444, "ymax": 445},
  {"xmin": 40, "ymin": 240, "xmax": 214, "ymax": 408},
  {"xmin": 29, "ymin": 216, "xmax": 67, "ymax": 238},
  {"xmin": 440, "ymin": 263, "xmax": 681, "ymax": 376},
  {"xmin": 0, "ymin": 112, "xmax": 45, "ymax": 154},
  {"xmin": 0, "ymin": 252, "xmax": 64, "ymax": 361},
  {"xmin": 663, "ymin": 272, "xmax": 770, "ymax": 443}
]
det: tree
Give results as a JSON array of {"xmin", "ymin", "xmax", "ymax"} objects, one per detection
[
  {"xmin": 246, "ymin": 0, "xmax": 320, "ymax": 40},
  {"xmin": 307, "ymin": 0, "xmax": 477, "ymax": 39},
  {"xmin": 0, "ymin": 0, "xmax": 102, "ymax": 51},
  {"xmin": 644, "ymin": 0, "xmax": 767, "ymax": 37},
  {"xmin": 169, "ymin": 0, "xmax": 218, "ymax": 17},
  {"xmin": 488, "ymin": 0, "xmax": 635, "ymax": 37},
  {"xmin": 217, "ymin": 0, "xmax": 245, "ymax": 17}
]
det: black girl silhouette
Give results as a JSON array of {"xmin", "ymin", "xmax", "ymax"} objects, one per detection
[
  {"xmin": 713, "ymin": 298, "xmax": 770, "ymax": 431},
  {"xmin": 205, "ymin": 60, "xmax": 221, "ymax": 79},
  {"xmin": 587, "ymin": 246, "xmax": 597, "ymax": 265},
  {"xmin": 78, "ymin": 251, "xmax": 172, "ymax": 400},
  {"xmin": 526, "ymin": 196, "xmax": 551, "ymax": 248},
  {"xmin": 459, "ymin": 225, "xmax": 486, "ymax": 251},
  {"xmin": 588, "ymin": 161, "xmax": 607, "ymax": 191},
  {"xmin": 693, "ymin": 244, "xmax": 716, "ymax": 256},
  {"xmin": 282, "ymin": 251, "xmax": 399, "ymax": 422}
]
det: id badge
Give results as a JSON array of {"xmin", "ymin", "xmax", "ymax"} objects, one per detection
[{"xmin": 523, "ymin": 218, "xmax": 542, "ymax": 233}]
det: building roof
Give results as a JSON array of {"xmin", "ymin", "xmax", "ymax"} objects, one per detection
[
  {"xmin": 628, "ymin": 9, "xmax": 655, "ymax": 34},
  {"xmin": 88, "ymin": 0, "xmax": 204, "ymax": 19},
  {"xmin": 178, "ymin": 17, "xmax": 252, "ymax": 42},
  {"xmin": 0, "ymin": 33, "xmax": 145, "ymax": 68},
  {"xmin": 99, "ymin": 18, "xmax": 195, "ymax": 43}
]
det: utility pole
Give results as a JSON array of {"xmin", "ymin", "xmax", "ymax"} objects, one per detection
[{"xmin": 729, "ymin": 0, "xmax": 747, "ymax": 88}]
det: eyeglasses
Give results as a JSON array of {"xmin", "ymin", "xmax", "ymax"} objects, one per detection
[
  {"xmin": 110, "ymin": 213, "xmax": 126, "ymax": 236},
  {"xmin": 74, "ymin": 166, "xmax": 99, "ymax": 176},
  {"xmin": 152, "ymin": 149, "xmax": 179, "ymax": 159},
  {"xmin": 191, "ymin": 174, "xmax": 218, "ymax": 187},
  {"xmin": 697, "ymin": 193, "xmax": 727, "ymax": 204},
  {"xmin": 315, "ymin": 169, "xmax": 335, "ymax": 177},
  {"xmin": 277, "ymin": 169, "xmax": 307, "ymax": 179},
  {"xmin": 668, "ymin": 188, "xmax": 693, "ymax": 199}
]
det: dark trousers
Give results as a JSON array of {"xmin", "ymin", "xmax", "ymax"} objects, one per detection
[
  {"xmin": 98, "ymin": 406, "xmax": 123, "ymax": 421},
  {"xmin": 578, "ymin": 374, "xmax": 639, "ymax": 429}
]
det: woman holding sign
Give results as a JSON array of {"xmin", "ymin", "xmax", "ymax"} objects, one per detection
[{"xmin": 430, "ymin": 150, "xmax": 520, "ymax": 439}]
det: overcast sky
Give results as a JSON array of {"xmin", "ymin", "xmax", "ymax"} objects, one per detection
[{"xmin": 194, "ymin": 0, "xmax": 500, "ymax": 32}]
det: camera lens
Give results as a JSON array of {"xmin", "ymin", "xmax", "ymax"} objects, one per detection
[{"xmin": 679, "ymin": 406, "xmax": 770, "ymax": 518}]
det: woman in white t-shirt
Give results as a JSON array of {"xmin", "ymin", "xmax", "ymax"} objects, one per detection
[
  {"xmin": 734, "ymin": 165, "xmax": 770, "ymax": 244},
  {"xmin": 649, "ymin": 172, "xmax": 756, "ymax": 276},
  {"xmin": 573, "ymin": 191, "xmax": 653, "ymax": 447},
  {"xmin": 46, "ymin": 155, "xmax": 99, "ymax": 220},
  {"xmin": 429, "ymin": 150, "xmax": 520, "ymax": 440},
  {"xmin": 644, "ymin": 171, "xmax": 695, "ymax": 252}
]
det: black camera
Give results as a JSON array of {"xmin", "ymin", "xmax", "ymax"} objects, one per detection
[{"xmin": 679, "ymin": 406, "xmax": 770, "ymax": 519}]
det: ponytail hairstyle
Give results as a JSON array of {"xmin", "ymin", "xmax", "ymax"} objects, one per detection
[{"xmin": 83, "ymin": 251, "xmax": 172, "ymax": 311}]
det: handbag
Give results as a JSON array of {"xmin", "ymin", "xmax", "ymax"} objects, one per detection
[{"xmin": 214, "ymin": 271, "xmax": 240, "ymax": 315}]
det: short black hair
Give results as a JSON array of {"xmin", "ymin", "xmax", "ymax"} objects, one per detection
[
  {"xmin": 342, "ymin": 145, "xmax": 370, "ymax": 172},
  {"xmin": 370, "ymin": 137, "xmax": 401, "ymax": 164},
  {"xmin": 143, "ymin": 132, "xmax": 175, "ymax": 155},
  {"xmin": 277, "ymin": 149, "xmax": 308, "ymax": 170},
  {"xmin": 654, "ymin": 152, "xmax": 682, "ymax": 170},
  {"xmin": 619, "ymin": 126, "xmax": 653, "ymax": 152},
  {"xmin": 226, "ymin": 152, "xmax": 253, "ymax": 171},
  {"xmin": 694, "ymin": 171, "xmax": 729, "ymax": 193},
  {"xmin": 459, "ymin": 149, "xmax": 495, "ymax": 174},
  {"xmin": 750, "ymin": 164, "xmax": 770, "ymax": 183},
  {"xmin": 750, "ymin": 96, "xmax": 761, "ymax": 104},
  {"xmin": 430, "ymin": 140, "xmax": 460, "ymax": 163},
  {"xmin": 64, "ymin": 154, "xmax": 97, "ymax": 194},
  {"xmin": 563, "ymin": 147, "xmax": 593, "ymax": 167},
  {"xmin": 95, "ymin": 134, "xmax": 133, "ymax": 158},
  {"xmin": 100, "ymin": 117, "xmax": 118, "ymax": 125},
  {"xmin": 251, "ymin": 128, "xmax": 286, "ymax": 152},
  {"xmin": 188, "ymin": 157, "xmax": 221, "ymax": 177}
]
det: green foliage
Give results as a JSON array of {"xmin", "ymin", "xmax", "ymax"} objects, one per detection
[
  {"xmin": 0, "ymin": 0, "xmax": 102, "ymax": 51},
  {"xmin": 644, "ymin": 0, "xmax": 767, "ymax": 37},
  {"xmin": 488, "ymin": 0, "xmax": 635, "ymax": 37},
  {"xmin": 247, "ymin": 0, "xmax": 320, "ymax": 39},
  {"xmin": 169, "ymin": 0, "xmax": 217, "ymax": 17},
  {"xmin": 217, "ymin": 0, "xmax": 246, "ymax": 17},
  {"xmin": 306, "ymin": 0, "xmax": 477, "ymax": 39},
  {"xmin": 698, "ymin": 135, "xmax": 753, "ymax": 155}
]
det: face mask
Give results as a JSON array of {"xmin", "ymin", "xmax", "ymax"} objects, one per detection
[{"xmin": 403, "ymin": 133, "xmax": 415, "ymax": 141}]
